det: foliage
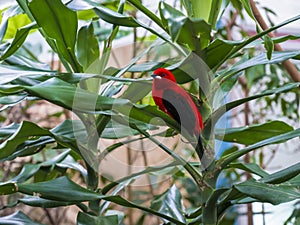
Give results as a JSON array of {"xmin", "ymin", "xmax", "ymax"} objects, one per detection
[{"xmin": 0, "ymin": 0, "xmax": 299, "ymax": 224}]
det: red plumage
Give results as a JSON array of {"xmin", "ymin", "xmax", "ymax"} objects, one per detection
[{"xmin": 152, "ymin": 68, "xmax": 204, "ymax": 159}]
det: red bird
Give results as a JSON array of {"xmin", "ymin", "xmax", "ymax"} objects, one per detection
[{"xmin": 151, "ymin": 68, "xmax": 204, "ymax": 159}]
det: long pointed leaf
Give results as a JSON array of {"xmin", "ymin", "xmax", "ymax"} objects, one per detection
[
  {"xmin": 27, "ymin": 0, "xmax": 82, "ymax": 72},
  {"xmin": 235, "ymin": 180, "xmax": 300, "ymax": 205},
  {"xmin": 218, "ymin": 128, "xmax": 300, "ymax": 169}
]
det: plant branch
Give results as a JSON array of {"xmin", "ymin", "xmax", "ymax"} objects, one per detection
[{"xmin": 249, "ymin": 0, "xmax": 300, "ymax": 82}]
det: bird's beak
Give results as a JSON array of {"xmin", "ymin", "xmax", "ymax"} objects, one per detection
[{"xmin": 151, "ymin": 74, "xmax": 162, "ymax": 79}]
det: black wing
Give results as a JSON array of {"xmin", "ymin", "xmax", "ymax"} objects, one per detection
[
  {"xmin": 162, "ymin": 89, "xmax": 204, "ymax": 160},
  {"xmin": 162, "ymin": 89, "xmax": 196, "ymax": 136}
]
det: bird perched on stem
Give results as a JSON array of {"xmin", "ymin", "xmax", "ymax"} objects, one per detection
[{"xmin": 151, "ymin": 68, "xmax": 205, "ymax": 160}]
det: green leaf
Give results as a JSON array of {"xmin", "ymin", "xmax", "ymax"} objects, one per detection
[
  {"xmin": 239, "ymin": 0, "xmax": 255, "ymax": 20},
  {"xmin": 272, "ymin": 34, "xmax": 300, "ymax": 44},
  {"xmin": 208, "ymin": 0, "xmax": 223, "ymax": 28},
  {"xmin": 219, "ymin": 51, "xmax": 300, "ymax": 85},
  {"xmin": 182, "ymin": 0, "xmax": 211, "ymax": 21},
  {"xmin": 1, "ymin": 7, "xmax": 31, "ymax": 40},
  {"xmin": 77, "ymin": 23, "xmax": 99, "ymax": 71},
  {"xmin": 103, "ymin": 195, "xmax": 186, "ymax": 225},
  {"xmin": 115, "ymin": 104, "xmax": 180, "ymax": 131},
  {"xmin": 121, "ymin": 81, "xmax": 151, "ymax": 103},
  {"xmin": 264, "ymin": 35, "xmax": 274, "ymax": 60},
  {"xmin": 0, "ymin": 121, "xmax": 51, "ymax": 161},
  {"xmin": 0, "ymin": 123, "xmax": 20, "ymax": 139},
  {"xmin": 159, "ymin": 2, "xmax": 187, "ymax": 42},
  {"xmin": 19, "ymin": 196, "xmax": 74, "ymax": 208},
  {"xmin": 215, "ymin": 120, "xmax": 294, "ymax": 145},
  {"xmin": 0, "ymin": 84, "xmax": 25, "ymax": 94},
  {"xmin": 0, "ymin": 211, "xmax": 43, "ymax": 225},
  {"xmin": 0, "ymin": 22, "xmax": 37, "ymax": 60},
  {"xmin": 205, "ymin": 39, "xmax": 237, "ymax": 69},
  {"xmin": 11, "ymin": 164, "xmax": 41, "ymax": 183},
  {"xmin": 219, "ymin": 128, "xmax": 300, "ymax": 169},
  {"xmin": 150, "ymin": 185, "xmax": 186, "ymax": 224},
  {"xmin": 212, "ymin": 14, "xmax": 300, "ymax": 72},
  {"xmin": 27, "ymin": 0, "xmax": 82, "ymax": 72},
  {"xmin": 16, "ymin": 176, "xmax": 185, "ymax": 224},
  {"xmin": 0, "ymin": 64, "xmax": 54, "ymax": 85},
  {"xmin": 208, "ymin": 82, "xmax": 300, "ymax": 134},
  {"xmin": 0, "ymin": 5, "xmax": 21, "ymax": 42},
  {"xmin": 159, "ymin": 2, "xmax": 211, "ymax": 50},
  {"xmin": 18, "ymin": 176, "xmax": 102, "ymax": 202},
  {"xmin": 244, "ymin": 64, "xmax": 265, "ymax": 89},
  {"xmin": 24, "ymin": 77, "xmax": 129, "ymax": 113},
  {"xmin": 0, "ymin": 94, "xmax": 26, "ymax": 105},
  {"xmin": 170, "ymin": 52, "xmax": 210, "ymax": 87},
  {"xmin": 93, "ymin": 5, "xmax": 140, "ymax": 27},
  {"xmin": 77, "ymin": 212, "xmax": 119, "ymax": 225},
  {"xmin": 0, "ymin": 120, "xmax": 82, "ymax": 161},
  {"xmin": 260, "ymin": 162, "xmax": 300, "ymax": 184},
  {"xmin": 101, "ymin": 162, "xmax": 180, "ymax": 195},
  {"xmin": 229, "ymin": 163, "xmax": 269, "ymax": 178},
  {"xmin": 93, "ymin": 4, "xmax": 170, "ymax": 43},
  {"xmin": 235, "ymin": 179, "xmax": 300, "ymax": 205},
  {"xmin": 0, "ymin": 181, "xmax": 17, "ymax": 195}
]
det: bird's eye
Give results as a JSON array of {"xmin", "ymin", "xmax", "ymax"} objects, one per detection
[{"xmin": 160, "ymin": 73, "xmax": 166, "ymax": 77}]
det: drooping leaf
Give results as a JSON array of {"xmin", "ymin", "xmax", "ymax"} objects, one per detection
[
  {"xmin": 215, "ymin": 120, "xmax": 294, "ymax": 145},
  {"xmin": 103, "ymin": 195, "xmax": 186, "ymax": 225},
  {"xmin": 235, "ymin": 179, "xmax": 300, "ymax": 205},
  {"xmin": 150, "ymin": 185, "xmax": 186, "ymax": 224}
]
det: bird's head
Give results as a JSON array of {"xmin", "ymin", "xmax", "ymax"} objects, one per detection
[{"xmin": 151, "ymin": 68, "xmax": 176, "ymax": 82}]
